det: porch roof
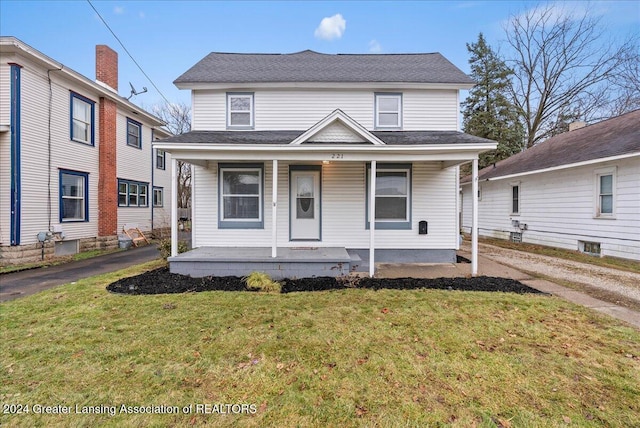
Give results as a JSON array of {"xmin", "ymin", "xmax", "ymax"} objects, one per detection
[{"xmin": 159, "ymin": 130, "xmax": 496, "ymax": 146}]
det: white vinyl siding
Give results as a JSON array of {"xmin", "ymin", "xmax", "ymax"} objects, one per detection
[
  {"xmin": 192, "ymin": 161, "xmax": 457, "ymax": 250},
  {"xmin": 0, "ymin": 55, "xmax": 100, "ymax": 245},
  {"xmin": 461, "ymin": 157, "xmax": 640, "ymax": 260},
  {"xmin": 192, "ymin": 89, "xmax": 459, "ymax": 131}
]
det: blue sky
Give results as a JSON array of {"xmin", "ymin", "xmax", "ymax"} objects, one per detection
[{"xmin": 1, "ymin": 1, "xmax": 638, "ymax": 108}]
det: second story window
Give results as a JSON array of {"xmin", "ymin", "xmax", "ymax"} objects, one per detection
[
  {"xmin": 70, "ymin": 92, "xmax": 95, "ymax": 145},
  {"xmin": 375, "ymin": 93, "xmax": 402, "ymax": 129},
  {"xmin": 227, "ymin": 93, "xmax": 254, "ymax": 128},
  {"xmin": 127, "ymin": 118, "xmax": 142, "ymax": 148},
  {"xmin": 156, "ymin": 149, "xmax": 166, "ymax": 170}
]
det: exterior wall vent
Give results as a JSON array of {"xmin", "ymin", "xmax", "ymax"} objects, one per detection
[{"xmin": 510, "ymin": 232, "xmax": 522, "ymax": 243}]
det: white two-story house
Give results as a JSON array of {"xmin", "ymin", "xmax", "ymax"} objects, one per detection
[
  {"xmin": 156, "ymin": 50, "xmax": 495, "ymax": 278},
  {"xmin": 0, "ymin": 37, "xmax": 172, "ymax": 265}
]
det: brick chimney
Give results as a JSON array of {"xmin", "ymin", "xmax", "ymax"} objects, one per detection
[
  {"xmin": 96, "ymin": 45, "xmax": 118, "ymax": 91},
  {"xmin": 97, "ymin": 45, "xmax": 118, "ymax": 236}
]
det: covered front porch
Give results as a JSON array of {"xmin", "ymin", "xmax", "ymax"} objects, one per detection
[{"xmin": 156, "ymin": 111, "xmax": 494, "ymax": 278}]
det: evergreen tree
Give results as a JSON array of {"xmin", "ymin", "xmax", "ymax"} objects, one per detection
[{"xmin": 462, "ymin": 33, "xmax": 524, "ymax": 169}]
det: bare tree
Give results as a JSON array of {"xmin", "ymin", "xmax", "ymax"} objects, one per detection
[
  {"xmin": 505, "ymin": 3, "xmax": 635, "ymax": 147},
  {"xmin": 152, "ymin": 101, "xmax": 192, "ymax": 209}
]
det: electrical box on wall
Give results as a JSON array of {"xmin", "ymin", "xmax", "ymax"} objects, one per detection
[{"xmin": 419, "ymin": 221, "xmax": 428, "ymax": 235}]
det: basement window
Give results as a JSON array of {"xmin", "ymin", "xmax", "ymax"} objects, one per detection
[
  {"xmin": 509, "ymin": 232, "xmax": 522, "ymax": 243},
  {"xmin": 581, "ymin": 241, "xmax": 601, "ymax": 256}
]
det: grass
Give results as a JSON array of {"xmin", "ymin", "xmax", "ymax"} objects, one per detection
[
  {"xmin": 1, "ymin": 261, "xmax": 639, "ymax": 427},
  {"xmin": 477, "ymin": 236, "xmax": 640, "ymax": 274}
]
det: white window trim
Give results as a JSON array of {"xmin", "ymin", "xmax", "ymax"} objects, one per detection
[
  {"xmin": 227, "ymin": 93, "xmax": 254, "ymax": 129},
  {"xmin": 153, "ymin": 187, "xmax": 164, "ymax": 207},
  {"xmin": 594, "ymin": 166, "xmax": 616, "ymax": 219},
  {"xmin": 375, "ymin": 93, "xmax": 402, "ymax": 129},
  {"xmin": 510, "ymin": 181, "xmax": 520, "ymax": 216}
]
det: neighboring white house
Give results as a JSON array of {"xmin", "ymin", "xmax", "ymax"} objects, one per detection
[
  {"xmin": 461, "ymin": 110, "xmax": 640, "ymax": 261},
  {"xmin": 0, "ymin": 37, "xmax": 172, "ymax": 265},
  {"xmin": 155, "ymin": 50, "xmax": 496, "ymax": 278}
]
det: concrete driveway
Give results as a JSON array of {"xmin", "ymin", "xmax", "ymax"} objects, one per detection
[{"xmin": 0, "ymin": 244, "xmax": 160, "ymax": 302}]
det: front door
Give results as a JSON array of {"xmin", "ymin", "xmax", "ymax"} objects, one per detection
[{"xmin": 290, "ymin": 169, "xmax": 321, "ymax": 240}]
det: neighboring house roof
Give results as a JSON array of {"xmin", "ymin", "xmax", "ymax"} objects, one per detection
[
  {"xmin": 161, "ymin": 130, "xmax": 495, "ymax": 146},
  {"xmin": 0, "ymin": 36, "xmax": 167, "ymax": 129},
  {"xmin": 174, "ymin": 50, "xmax": 474, "ymax": 86},
  {"xmin": 462, "ymin": 110, "xmax": 640, "ymax": 183}
]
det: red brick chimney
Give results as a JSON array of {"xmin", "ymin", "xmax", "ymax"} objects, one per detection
[
  {"xmin": 97, "ymin": 45, "xmax": 118, "ymax": 237},
  {"xmin": 96, "ymin": 45, "xmax": 118, "ymax": 91}
]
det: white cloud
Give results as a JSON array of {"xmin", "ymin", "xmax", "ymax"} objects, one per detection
[
  {"xmin": 314, "ymin": 14, "xmax": 346, "ymax": 41},
  {"xmin": 369, "ymin": 39, "xmax": 382, "ymax": 53},
  {"xmin": 113, "ymin": 6, "xmax": 125, "ymax": 14}
]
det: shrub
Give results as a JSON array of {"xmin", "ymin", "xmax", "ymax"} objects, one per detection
[
  {"xmin": 158, "ymin": 239, "xmax": 188, "ymax": 260},
  {"xmin": 243, "ymin": 272, "xmax": 281, "ymax": 293}
]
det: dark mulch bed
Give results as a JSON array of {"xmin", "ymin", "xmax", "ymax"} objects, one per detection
[{"xmin": 106, "ymin": 267, "xmax": 545, "ymax": 295}]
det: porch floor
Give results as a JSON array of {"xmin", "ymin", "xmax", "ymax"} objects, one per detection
[{"xmin": 169, "ymin": 247, "xmax": 355, "ymax": 279}]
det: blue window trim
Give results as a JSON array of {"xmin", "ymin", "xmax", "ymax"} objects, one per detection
[
  {"xmin": 226, "ymin": 92, "xmax": 255, "ymax": 130},
  {"xmin": 118, "ymin": 179, "xmax": 149, "ymax": 207},
  {"xmin": 289, "ymin": 165, "xmax": 322, "ymax": 242},
  {"xmin": 59, "ymin": 169, "xmax": 89, "ymax": 223},
  {"xmin": 69, "ymin": 92, "xmax": 95, "ymax": 146},
  {"xmin": 126, "ymin": 118, "xmax": 143, "ymax": 149},
  {"xmin": 374, "ymin": 92, "xmax": 403, "ymax": 130},
  {"xmin": 365, "ymin": 163, "xmax": 412, "ymax": 230},
  {"xmin": 156, "ymin": 149, "xmax": 166, "ymax": 170},
  {"xmin": 153, "ymin": 186, "xmax": 164, "ymax": 207},
  {"xmin": 218, "ymin": 163, "xmax": 264, "ymax": 229},
  {"xmin": 10, "ymin": 63, "xmax": 22, "ymax": 245}
]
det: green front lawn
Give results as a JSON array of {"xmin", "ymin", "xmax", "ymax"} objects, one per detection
[{"xmin": 1, "ymin": 260, "xmax": 639, "ymax": 427}]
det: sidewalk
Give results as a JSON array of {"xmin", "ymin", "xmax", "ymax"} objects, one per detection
[{"xmin": 0, "ymin": 244, "xmax": 160, "ymax": 302}]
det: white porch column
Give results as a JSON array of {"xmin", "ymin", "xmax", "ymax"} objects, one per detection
[
  {"xmin": 471, "ymin": 158, "xmax": 479, "ymax": 276},
  {"xmin": 272, "ymin": 159, "xmax": 278, "ymax": 258},
  {"xmin": 369, "ymin": 160, "xmax": 377, "ymax": 277},
  {"xmin": 171, "ymin": 157, "xmax": 178, "ymax": 257}
]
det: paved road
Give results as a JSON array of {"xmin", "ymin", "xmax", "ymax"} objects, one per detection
[{"xmin": 0, "ymin": 245, "xmax": 160, "ymax": 302}]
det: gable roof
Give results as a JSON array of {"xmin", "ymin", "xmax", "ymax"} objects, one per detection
[
  {"xmin": 174, "ymin": 50, "xmax": 473, "ymax": 86},
  {"xmin": 290, "ymin": 109, "xmax": 385, "ymax": 146},
  {"xmin": 466, "ymin": 110, "xmax": 640, "ymax": 182}
]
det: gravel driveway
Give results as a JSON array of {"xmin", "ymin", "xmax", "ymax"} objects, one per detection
[{"xmin": 464, "ymin": 242, "xmax": 640, "ymax": 304}]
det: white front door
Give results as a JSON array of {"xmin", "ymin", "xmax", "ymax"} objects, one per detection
[{"xmin": 290, "ymin": 169, "xmax": 321, "ymax": 240}]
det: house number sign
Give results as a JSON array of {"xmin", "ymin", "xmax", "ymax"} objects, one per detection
[{"xmin": 330, "ymin": 153, "xmax": 344, "ymax": 159}]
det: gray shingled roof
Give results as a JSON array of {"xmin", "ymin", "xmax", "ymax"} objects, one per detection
[
  {"xmin": 467, "ymin": 109, "xmax": 640, "ymax": 182},
  {"xmin": 174, "ymin": 50, "xmax": 473, "ymax": 85},
  {"xmin": 160, "ymin": 130, "xmax": 494, "ymax": 146}
]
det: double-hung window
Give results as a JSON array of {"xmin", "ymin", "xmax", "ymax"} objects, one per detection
[
  {"xmin": 70, "ymin": 93, "xmax": 95, "ymax": 145},
  {"xmin": 595, "ymin": 167, "xmax": 616, "ymax": 218},
  {"xmin": 219, "ymin": 164, "xmax": 263, "ymax": 229},
  {"xmin": 127, "ymin": 118, "xmax": 142, "ymax": 148},
  {"xmin": 375, "ymin": 93, "xmax": 402, "ymax": 129},
  {"xmin": 227, "ymin": 93, "xmax": 254, "ymax": 128},
  {"xmin": 118, "ymin": 179, "xmax": 148, "ymax": 207},
  {"xmin": 153, "ymin": 187, "xmax": 164, "ymax": 207},
  {"xmin": 156, "ymin": 149, "xmax": 166, "ymax": 170},
  {"xmin": 367, "ymin": 163, "xmax": 411, "ymax": 229},
  {"xmin": 60, "ymin": 169, "xmax": 89, "ymax": 222},
  {"xmin": 511, "ymin": 184, "xmax": 520, "ymax": 215}
]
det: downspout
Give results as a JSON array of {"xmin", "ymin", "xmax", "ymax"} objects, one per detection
[
  {"xmin": 151, "ymin": 129, "xmax": 154, "ymax": 232},
  {"xmin": 9, "ymin": 63, "xmax": 22, "ymax": 246},
  {"xmin": 47, "ymin": 67, "xmax": 62, "ymax": 233}
]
